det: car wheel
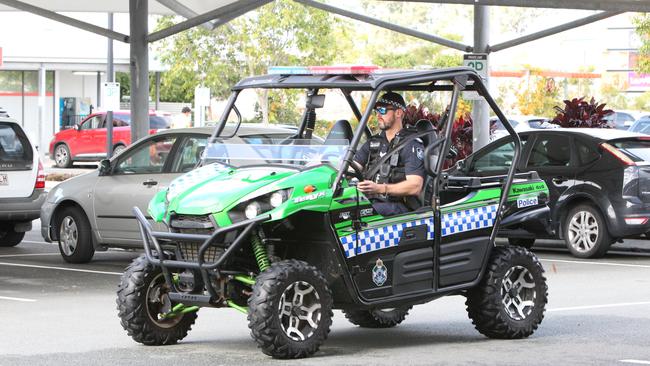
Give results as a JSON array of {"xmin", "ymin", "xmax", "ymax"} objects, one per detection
[
  {"xmin": 466, "ymin": 246, "xmax": 547, "ymax": 339},
  {"xmin": 248, "ymin": 259, "xmax": 333, "ymax": 359},
  {"xmin": 54, "ymin": 144, "xmax": 72, "ymax": 168},
  {"xmin": 563, "ymin": 204, "xmax": 612, "ymax": 258},
  {"xmin": 117, "ymin": 254, "xmax": 198, "ymax": 345},
  {"xmin": 508, "ymin": 238, "xmax": 535, "ymax": 250},
  {"xmin": 113, "ymin": 144, "xmax": 126, "ymax": 156},
  {"xmin": 57, "ymin": 207, "xmax": 94, "ymax": 263},
  {"xmin": 0, "ymin": 225, "xmax": 25, "ymax": 247},
  {"xmin": 343, "ymin": 306, "xmax": 412, "ymax": 328}
]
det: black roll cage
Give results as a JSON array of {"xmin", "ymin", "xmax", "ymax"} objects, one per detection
[{"xmin": 209, "ymin": 67, "xmax": 521, "ymax": 245}]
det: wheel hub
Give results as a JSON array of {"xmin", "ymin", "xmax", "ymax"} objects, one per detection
[
  {"xmin": 568, "ymin": 210, "xmax": 598, "ymax": 253},
  {"xmin": 278, "ymin": 281, "xmax": 322, "ymax": 342},
  {"xmin": 501, "ymin": 265, "xmax": 537, "ymax": 321}
]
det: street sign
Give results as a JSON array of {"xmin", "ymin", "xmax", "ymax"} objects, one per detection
[
  {"xmin": 463, "ymin": 53, "xmax": 488, "ymax": 100},
  {"xmin": 101, "ymin": 82, "xmax": 120, "ymax": 111},
  {"xmin": 463, "ymin": 53, "xmax": 488, "ymax": 80}
]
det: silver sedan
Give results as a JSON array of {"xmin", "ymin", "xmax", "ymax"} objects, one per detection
[{"xmin": 41, "ymin": 125, "xmax": 294, "ymax": 263}]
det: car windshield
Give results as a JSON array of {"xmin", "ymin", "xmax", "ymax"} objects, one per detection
[{"xmin": 204, "ymin": 138, "xmax": 349, "ymax": 169}]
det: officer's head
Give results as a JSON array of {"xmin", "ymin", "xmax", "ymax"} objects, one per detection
[{"xmin": 374, "ymin": 92, "xmax": 406, "ymax": 131}]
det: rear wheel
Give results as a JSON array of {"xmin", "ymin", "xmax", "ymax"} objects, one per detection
[
  {"xmin": 466, "ymin": 246, "xmax": 547, "ymax": 339},
  {"xmin": 508, "ymin": 238, "xmax": 535, "ymax": 250},
  {"xmin": 563, "ymin": 204, "xmax": 612, "ymax": 258},
  {"xmin": 54, "ymin": 144, "xmax": 72, "ymax": 168},
  {"xmin": 56, "ymin": 207, "xmax": 94, "ymax": 263},
  {"xmin": 117, "ymin": 254, "xmax": 197, "ymax": 345},
  {"xmin": 248, "ymin": 260, "xmax": 333, "ymax": 359},
  {"xmin": 343, "ymin": 306, "xmax": 412, "ymax": 328},
  {"xmin": 0, "ymin": 225, "xmax": 25, "ymax": 247}
]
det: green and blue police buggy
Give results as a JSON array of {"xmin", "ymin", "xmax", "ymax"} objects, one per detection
[{"xmin": 117, "ymin": 66, "xmax": 550, "ymax": 358}]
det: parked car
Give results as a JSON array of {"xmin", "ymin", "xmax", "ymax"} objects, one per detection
[
  {"xmin": 0, "ymin": 117, "xmax": 46, "ymax": 247},
  {"xmin": 603, "ymin": 110, "xmax": 648, "ymax": 130},
  {"xmin": 0, "ymin": 107, "xmax": 9, "ymax": 118},
  {"xmin": 48, "ymin": 110, "xmax": 173, "ymax": 168},
  {"xmin": 456, "ymin": 128, "xmax": 650, "ymax": 258},
  {"xmin": 41, "ymin": 124, "xmax": 295, "ymax": 263},
  {"xmin": 628, "ymin": 116, "xmax": 650, "ymax": 135},
  {"xmin": 490, "ymin": 115, "xmax": 557, "ymax": 140}
]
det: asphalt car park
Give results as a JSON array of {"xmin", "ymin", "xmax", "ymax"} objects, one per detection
[{"xmin": 1, "ymin": 224, "xmax": 650, "ymax": 365}]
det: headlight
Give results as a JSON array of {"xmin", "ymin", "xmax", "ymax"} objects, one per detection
[
  {"xmin": 270, "ymin": 190, "xmax": 287, "ymax": 208},
  {"xmin": 230, "ymin": 188, "xmax": 293, "ymax": 222},
  {"xmin": 245, "ymin": 202, "xmax": 262, "ymax": 219}
]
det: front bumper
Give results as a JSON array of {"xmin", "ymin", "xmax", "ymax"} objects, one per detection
[
  {"xmin": 132, "ymin": 206, "xmax": 269, "ymax": 306},
  {"xmin": 0, "ymin": 189, "xmax": 46, "ymax": 222},
  {"xmin": 40, "ymin": 199, "xmax": 57, "ymax": 242}
]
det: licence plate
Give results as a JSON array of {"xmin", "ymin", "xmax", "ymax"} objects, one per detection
[
  {"xmin": 517, "ymin": 196, "xmax": 538, "ymax": 208},
  {"xmin": 0, "ymin": 174, "xmax": 7, "ymax": 185}
]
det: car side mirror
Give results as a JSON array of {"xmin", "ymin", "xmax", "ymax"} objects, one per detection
[
  {"xmin": 75, "ymin": 124, "xmax": 81, "ymax": 131},
  {"xmin": 98, "ymin": 159, "xmax": 112, "ymax": 175}
]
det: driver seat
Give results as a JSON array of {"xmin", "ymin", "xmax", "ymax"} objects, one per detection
[
  {"xmin": 324, "ymin": 120, "xmax": 353, "ymax": 145},
  {"xmin": 415, "ymin": 119, "xmax": 439, "ymax": 207}
]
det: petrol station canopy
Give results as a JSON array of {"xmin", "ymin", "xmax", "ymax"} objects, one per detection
[{"xmin": 1, "ymin": 0, "xmax": 649, "ymax": 148}]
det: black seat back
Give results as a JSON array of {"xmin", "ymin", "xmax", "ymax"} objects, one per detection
[
  {"xmin": 415, "ymin": 119, "xmax": 437, "ymax": 147},
  {"xmin": 414, "ymin": 119, "xmax": 439, "ymax": 207},
  {"xmin": 325, "ymin": 120, "xmax": 353, "ymax": 145}
]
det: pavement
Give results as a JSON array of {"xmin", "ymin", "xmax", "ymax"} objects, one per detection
[{"xmin": 1, "ymin": 221, "xmax": 650, "ymax": 365}]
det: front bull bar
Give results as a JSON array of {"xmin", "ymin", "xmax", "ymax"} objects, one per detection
[{"xmin": 132, "ymin": 206, "xmax": 270, "ymax": 302}]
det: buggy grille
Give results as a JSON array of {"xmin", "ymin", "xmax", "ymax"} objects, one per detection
[
  {"xmin": 170, "ymin": 214, "xmax": 215, "ymax": 236},
  {"xmin": 177, "ymin": 242, "xmax": 223, "ymax": 263}
]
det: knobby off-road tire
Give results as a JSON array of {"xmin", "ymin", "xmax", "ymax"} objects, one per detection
[
  {"xmin": 343, "ymin": 306, "xmax": 412, "ymax": 328},
  {"xmin": 117, "ymin": 254, "xmax": 197, "ymax": 346},
  {"xmin": 466, "ymin": 246, "xmax": 547, "ymax": 339},
  {"xmin": 564, "ymin": 204, "xmax": 612, "ymax": 259},
  {"xmin": 248, "ymin": 260, "xmax": 333, "ymax": 359},
  {"xmin": 0, "ymin": 226, "xmax": 25, "ymax": 247},
  {"xmin": 507, "ymin": 238, "xmax": 535, "ymax": 250}
]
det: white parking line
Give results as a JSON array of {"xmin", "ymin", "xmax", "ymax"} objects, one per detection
[
  {"xmin": 540, "ymin": 258, "xmax": 650, "ymax": 269},
  {"xmin": 549, "ymin": 301, "xmax": 650, "ymax": 312},
  {"xmin": 620, "ymin": 360, "xmax": 650, "ymax": 365},
  {"xmin": 22, "ymin": 240, "xmax": 52, "ymax": 245},
  {"xmin": 0, "ymin": 253, "xmax": 60, "ymax": 258},
  {"xmin": 0, "ymin": 262, "xmax": 122, "ymax": 276},
  {"xmin": 0, "ymin": 295, "xmax": 36, "ymax": 302}
]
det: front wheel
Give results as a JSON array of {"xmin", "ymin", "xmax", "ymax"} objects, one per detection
[
  {"xmin": 117, "ymin": 255, "xmax": 197, "ymax": 345},
  {"xmin": 466, "ymin": 246, "xmax": 547, "ymax": 339},
  {"xmin": 248, "ymin": 260, "xmax": 333, "ymax": 359},
  {"xmin": 56, "ymin": 207, "xmax": 94, "ymax": 263}
]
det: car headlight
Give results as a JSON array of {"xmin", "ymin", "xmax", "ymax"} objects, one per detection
[
  {"xmin": 245, "ymin": 202, "xmax": 262, "ymax": 219},
  {"xmin": 270, "ymin": 190, "xmax": 287, "ymax": 208},
  {"xmin": 230, "ymin": 188, "xmax": 293, "ymax": 222}
]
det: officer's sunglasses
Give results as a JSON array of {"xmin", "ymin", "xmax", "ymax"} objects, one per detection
[{"xmin": 374, "ymin": 106, "xmax": 395, "ymax": 115}]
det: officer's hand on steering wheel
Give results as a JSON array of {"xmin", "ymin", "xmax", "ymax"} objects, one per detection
[{"xmin": 344, "ymin": 161, "xmax": 364, "ymax": 181}]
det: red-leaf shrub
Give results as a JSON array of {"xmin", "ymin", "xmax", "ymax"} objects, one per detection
[{"xmin": 551, "ymin": 97, "xmax": 614, "ymax": 128}]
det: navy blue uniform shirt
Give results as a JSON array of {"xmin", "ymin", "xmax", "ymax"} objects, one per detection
[{"xmin": 354, "ymin": 130, "xmax": 425, "ymax": 179}]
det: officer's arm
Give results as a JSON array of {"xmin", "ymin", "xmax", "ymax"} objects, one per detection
[{"xmin": 384, "ymin": 175, "xmax": 423, "ymax": 196}]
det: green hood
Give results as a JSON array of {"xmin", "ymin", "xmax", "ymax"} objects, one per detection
[{"xmin": 166, "ymin": 164, "xmax": 296, "ymax": 215}]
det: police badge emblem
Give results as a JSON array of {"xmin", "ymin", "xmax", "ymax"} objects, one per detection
[
  {"xmin": 372, "ymin": 258, "xmax": 388, "ymax": 286},
  {"xmin": 416, "ymin": 147, "xmax": 424, "ymax": 160}
]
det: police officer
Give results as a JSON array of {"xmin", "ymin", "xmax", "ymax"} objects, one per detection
[{"xmin": 353, "ymin": 92, "xmax": 425, "ymax": 216}]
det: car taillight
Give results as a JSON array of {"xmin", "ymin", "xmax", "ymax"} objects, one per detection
[
  {"xmin": 35, "ymin": 160, "xmax": 45, "ymax": 189},
  {"xmin": 625, "ymin": 217, "xmax": 649, "ymax": 225},
  {"xmin": 600, "ymin": 143, "xmax": 636, "ymax": 166}
]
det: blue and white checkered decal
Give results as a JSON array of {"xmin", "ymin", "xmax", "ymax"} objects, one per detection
[{"xmin": 339, "ymin": 204, "xmax": 498, "ymax": 258}]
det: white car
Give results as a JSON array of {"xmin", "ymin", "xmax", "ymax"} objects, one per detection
[
  {"xmin": 603, "ymin": 110, "xmax": 650, "ymax": 130},
  {"xmin": 0, "ymin": 117, "xmax": 46, "ymax": 247},
  {"xmin": 490, "ymin": 115, "xmax": 558, "ymax": 140}
]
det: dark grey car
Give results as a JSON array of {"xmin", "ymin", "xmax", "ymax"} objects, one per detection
[{"xmin": 41, "ymin": 125, "xmax": 294, "ymax": 263}]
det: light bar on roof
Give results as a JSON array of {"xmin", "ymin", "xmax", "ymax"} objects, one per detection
[{"xmin": 268, "ymin": 65, "xmax": 380, "ymax": 75}]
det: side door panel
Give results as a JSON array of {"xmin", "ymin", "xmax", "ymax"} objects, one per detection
[{"xmin": 93, "ymin": 135, "xmax": 178, "ymax": 244}]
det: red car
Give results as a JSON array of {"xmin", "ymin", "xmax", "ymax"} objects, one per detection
[{"xmin": 49, "ymin": 111, "xmax": 171, "ymax": 168}]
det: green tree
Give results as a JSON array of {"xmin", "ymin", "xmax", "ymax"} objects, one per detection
[
  {"xmin": 154, "ymin": 0, "xmax": 345, "ymax": 124},
  {"xmin": 515, "ymin": 70, "xmax": 560, "ymax": 116},
  {"xmin": 634, "ymin": 14, "xmax": 650, "ymax": 73}
]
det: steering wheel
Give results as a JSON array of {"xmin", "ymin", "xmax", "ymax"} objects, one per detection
[{"xmin": 344, "ymin": 161, "xmax": 364, "ymax": 181}]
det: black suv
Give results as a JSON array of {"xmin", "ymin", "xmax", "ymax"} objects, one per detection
[{"xmin": 457, "ymin": 128, "xmax": 650, "ymax": 258}]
